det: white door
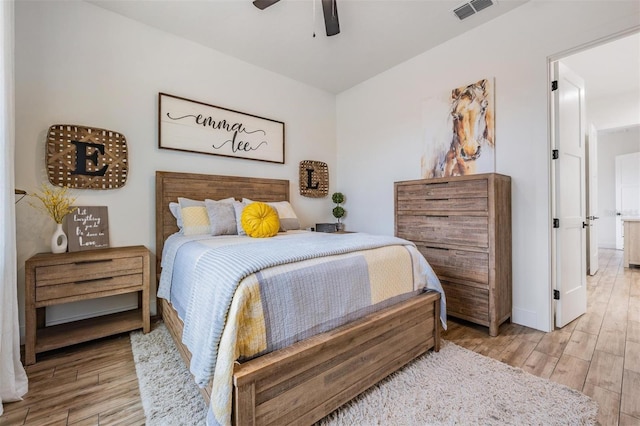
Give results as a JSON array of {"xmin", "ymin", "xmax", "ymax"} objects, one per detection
[
  {"xmin": 552, "ymin": 61, "xmax": 587, "ymax": 328},
  {"xmin": 587, "ymin": 123, "xmax": 599, "ymax": 275},
  {"xmin": 616, "ymin": 152, "xmax": 640, "ymax": 249}
]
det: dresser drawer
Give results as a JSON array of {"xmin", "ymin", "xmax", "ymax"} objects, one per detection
[
  {"xmin": 397, "ymin": 215, "xmax": 488, "ymax": 247},
  {"xmin": 441, "ymin": 280, "xmax": 489, "ymax": 324},
  {"xmin": 418, "ymin": 246, "xmax": 488, "ymax": 285},
  {"xmin": 35, "ymin": 256, "xmax": 143, "ymax": 287},
  {"xmin": 36, "ymin": 273, "xmax": 143, "ymax": 302},
  {"xmin": 396, "ymin": 179, "xmax": 488, "ymax": 212}
]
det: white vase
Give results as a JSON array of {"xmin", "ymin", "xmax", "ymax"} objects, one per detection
[{"xmin": 51, "ymin": 223, "xmax": 68, "ymax": 254}]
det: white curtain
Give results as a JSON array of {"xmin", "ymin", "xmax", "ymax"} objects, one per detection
[{"xmin": 0, "ymin": 0, "xmax": 28, "ymax": 415}]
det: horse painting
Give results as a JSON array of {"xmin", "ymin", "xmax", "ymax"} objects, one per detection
[{"xmin": 421, "ymin": 79, "xmax": 494, "ymax": 178}]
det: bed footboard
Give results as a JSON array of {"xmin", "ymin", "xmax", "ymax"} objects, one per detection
[{"xmin": 162, "ymin": 291, "xmax": 440, "ymax": 425}]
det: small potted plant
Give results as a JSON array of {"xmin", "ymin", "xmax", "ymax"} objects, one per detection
[{"xmin": 332, "ymin": 192, "xmax": 346, "ymax": 231}]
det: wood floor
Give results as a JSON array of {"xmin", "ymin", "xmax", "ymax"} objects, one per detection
[
  {"xmin": 1, "ymin": 248, "xmax": 638, "ymax": 426},
  {"xmin": 444, "ymin": 248, "xmax": 640, "ymax": 426},
  {"xmin": 1, "ymin": 335, "xmax": 145, "ymax": 426}
]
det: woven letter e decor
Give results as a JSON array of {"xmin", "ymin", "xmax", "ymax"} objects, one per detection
[{"xmin": 47, "ymin": 124, "xmax": 128, "ymax": 190}]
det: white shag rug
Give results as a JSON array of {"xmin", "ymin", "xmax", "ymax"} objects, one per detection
[{"xmin": 131, "ymin": 324, "xmax": 598, "ymax": 426}]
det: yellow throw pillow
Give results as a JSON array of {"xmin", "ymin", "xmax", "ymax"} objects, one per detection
[{"xmin": 241, "ymin": 202, "xmax": 280, "ymax": 238}]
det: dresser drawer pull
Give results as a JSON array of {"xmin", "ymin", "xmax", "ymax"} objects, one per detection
[
  {"xmin": 74, "ymin": 277, "xmax": 113, "ymax": 285},
  {"xmin": 74, "ymin": 259, "xmax": 114, "ymax": 265}
]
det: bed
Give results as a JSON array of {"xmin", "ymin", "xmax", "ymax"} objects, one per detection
[{"xmin": 155, "ymin": 170, "xmax": 444, "ymax": 425}]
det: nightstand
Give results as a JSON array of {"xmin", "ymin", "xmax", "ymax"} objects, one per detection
[{"xmin": 24, "ymin": 245, "xmax": 150, "ymax": 365}]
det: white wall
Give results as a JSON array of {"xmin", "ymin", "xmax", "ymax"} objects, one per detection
[
  {"xmin": 597, "ymin": 125, "xmax": 640, "ymax": 248},
  {"xmin": 589, "ymin": 90, "xmax": 640, "ymax": 131},
  {"xmin": 336, "ymin": 1, "xmax": 640, "ymax": 332},
  {"xmin": 14, "ymin": 1, "xmax": 336, "ymax": 336}
]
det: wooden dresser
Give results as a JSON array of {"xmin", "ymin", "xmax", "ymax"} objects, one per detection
[
  {"xmin": 395, "ymin": 173, "xmax": 511, "ymax": 336},
  {"xmin": 24, "ymin": 245, "xmax": 150, "ymax": 364}
]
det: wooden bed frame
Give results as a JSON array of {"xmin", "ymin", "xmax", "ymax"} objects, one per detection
[{"xmin": 155, "ymin": 171, "xmax": 441, "ymax": 425}]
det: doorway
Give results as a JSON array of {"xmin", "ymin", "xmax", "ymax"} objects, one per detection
[{"xmin": 550, "ymin": 30, "xmax": 640, "ymax": 329}]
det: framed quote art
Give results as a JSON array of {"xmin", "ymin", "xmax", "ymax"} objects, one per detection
[
  {"xmin": 63, "ymin": 206, "xmax": 110, "ymax": 252},
  {"xmin": 159, "ymin": 93, "xmax": 285, "ymax": 164}
]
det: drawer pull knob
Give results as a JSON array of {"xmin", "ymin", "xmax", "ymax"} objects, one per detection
[
  {"xmin": 74, "ymin": 259, "xmax": 114, "ymax": 265},
  {"xmin": 425, "ymin": 246, "xmax": 450, "ymax": 251},
  {"xmin": 74, "ymin": 277, "xmax": 113, "ymax": 285}
]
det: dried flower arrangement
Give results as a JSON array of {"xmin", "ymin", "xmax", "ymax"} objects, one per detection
[{"xmin": 29, "ymin": 184, "xmax": 77, "ymax": 224}]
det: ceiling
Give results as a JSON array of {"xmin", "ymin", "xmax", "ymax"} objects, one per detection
[{"xmin": 87, "ymin": 0, "xmax": 529, "ymax": 94}]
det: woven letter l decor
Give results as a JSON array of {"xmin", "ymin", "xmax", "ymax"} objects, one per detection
[{"xmin": 299, "ymin": 160, "xmax": 328, "ymax": 198}]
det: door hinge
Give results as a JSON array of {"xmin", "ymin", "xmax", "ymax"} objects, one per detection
[
  {"xmin": 553, "ymin": 289, "xmax": 560, "ymax": 300},
  {"xmin": 553, "ymin": 218, "xmax": 559, "ymax": 228},
  {"xmin": 552, "ymin": 149, "xmax": 559, "ymax": 160},
  {"xmin": 551, "ymin": 80, "xmax": 558, "ymax": 91}
]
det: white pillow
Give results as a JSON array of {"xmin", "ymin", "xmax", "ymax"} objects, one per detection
[
  {"xmin": 242, "ymin": 199, "xmax": 300, "ymax": 231},
  {"xmin": 169, "ymin": 202, "xmax": 183, "ymax": 230}
]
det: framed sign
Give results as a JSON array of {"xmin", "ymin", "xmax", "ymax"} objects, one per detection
[
  {"xmin": 159, "ymin": 93, "xmax": 285, "ymax": 164},
  {"xmin": 63, "ymin": 206, "xmax": 110, "ymax": 251}
]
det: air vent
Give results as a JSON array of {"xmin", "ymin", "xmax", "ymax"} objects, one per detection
[
  {"xmin": 453, "ymin": 3, "xmax": 476, "ymax": 20},
  {"xmin": 453, "ymin": 0, "xmax": 495, "ymax": 20},
  {"xmin": 470, "ymin": 0, "xmax": 493, "ymax": 12}
]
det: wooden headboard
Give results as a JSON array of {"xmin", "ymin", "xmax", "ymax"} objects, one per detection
[{"xmin": 155, "ymin": 171, "xmax": 290, "ymax": 276}]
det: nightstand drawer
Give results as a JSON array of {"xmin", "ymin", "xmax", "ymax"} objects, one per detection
[
  {"xmin": 35, "ymin": 256, "xmax": 143, "ymax": 287},
  {"xmin": 36, "ymin": 273, "xmax": 143, "ymax": 303}
]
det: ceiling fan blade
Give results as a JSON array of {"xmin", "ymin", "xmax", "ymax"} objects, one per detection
[
  {"xmin": 253, "ymin": 0, "xmax": 280, "ymax": 10},
  {"xmin": 321, "ymin": 0, "xmax": 340, "ymax": 36}
]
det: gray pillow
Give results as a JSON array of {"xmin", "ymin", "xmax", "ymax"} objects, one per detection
[{"xmin": 204, "ymin": 199, "xmax": 237, "ymax": 236}]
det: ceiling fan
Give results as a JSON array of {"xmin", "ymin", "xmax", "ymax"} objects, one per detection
[{"xmin": 253, "ymin": 0, "xmax": 340, "ymax": 37}]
